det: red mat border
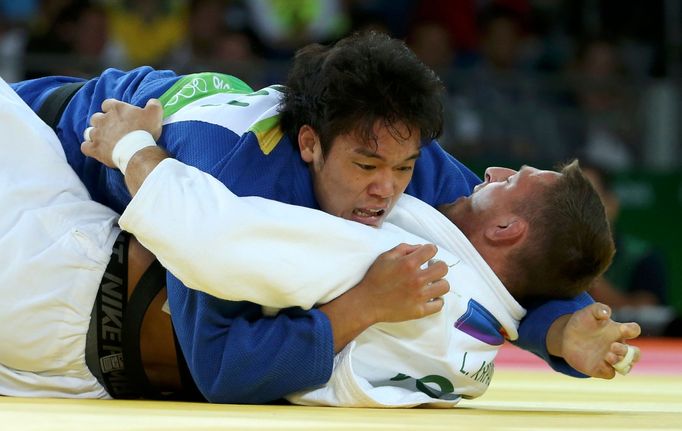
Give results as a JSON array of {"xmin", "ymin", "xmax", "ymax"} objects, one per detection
[{"xmin": 495, "ymin": 337, "xmax": 682, "ymax": 374}]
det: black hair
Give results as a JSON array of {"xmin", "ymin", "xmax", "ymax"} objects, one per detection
[{"xmin": 279, "ymin": 31, "xmax": 444, "ymax": 154}]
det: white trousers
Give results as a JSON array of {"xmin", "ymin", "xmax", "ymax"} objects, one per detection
[{"xmin": 0, "ymin": 77, "xmax": 120, "ymax": 398}]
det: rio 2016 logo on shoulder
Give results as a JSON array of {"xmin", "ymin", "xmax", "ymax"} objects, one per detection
[{"xmin": 159, "ymin": 72, "xmax": 254, "ymax": 118}]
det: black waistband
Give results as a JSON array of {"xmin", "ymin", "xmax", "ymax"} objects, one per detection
[
  {"xmin": 85, "ymin": 230, "xmax": 139, "ymax": 398},
  {"xmin": 86, "ymin": 231, "xmax": 204, "ymax": 401},
  {"xmin": 36, "ymin": 81, "xmax": 85, "ymax": 132}
]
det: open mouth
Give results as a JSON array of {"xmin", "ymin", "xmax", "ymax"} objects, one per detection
[
  {"xmin": 351, "ymin": 207, "xmax": 386, "ymax": 225},
  {"xmin": 353, "ymin": 208, "xmax": 385, "ymax": 217}
]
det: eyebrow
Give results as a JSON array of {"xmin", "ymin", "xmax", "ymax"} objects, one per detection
[{"xmin": 354, "ymin": 147, "xmax": 421, "ymax": 162}]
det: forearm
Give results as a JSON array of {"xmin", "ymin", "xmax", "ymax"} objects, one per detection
[
  {"xmin": 318, "ymin": 288, "xmax": 377, "ymax": 352},
  {"xmin": 124, "ymin": 145, "xmax": 169, "ymax": 196}
]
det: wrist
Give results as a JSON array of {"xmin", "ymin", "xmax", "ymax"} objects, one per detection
[
  {"xmin": 319, "ymin": 288, "xmax": 376, "ymax": 353},
  {"xmin": 546, "ymin": 314, "xmax": 570, "ymax": 357},
  {"xmin": 344, "ymin": 280, "xmax": 381, "ymax": 326},
  {"xmin": 112, "ymin": 130, "xmax": 157, "ymax": 174},
  {"xmin": 122, "ymin": 146, "xmax": 170, "ymax": 197}
]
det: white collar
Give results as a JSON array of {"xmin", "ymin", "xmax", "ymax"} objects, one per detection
[{"xmin": 386, "ymin": 194, "xmax": 526, "ymax": 331}]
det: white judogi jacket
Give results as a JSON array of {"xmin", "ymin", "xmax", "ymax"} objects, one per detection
[{"xmin": 120, "ymin": 159, "xmax": 526, "ymax": 407}]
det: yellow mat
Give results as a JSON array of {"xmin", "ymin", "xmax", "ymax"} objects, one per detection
[{"xmin": 2, "ymin": 369, "xmax": 680, "ymax": 431}]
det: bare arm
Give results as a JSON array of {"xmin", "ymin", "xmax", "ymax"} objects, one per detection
[{"xmin": 123, "ymin": 146, "xmax": 169, "ymax": 196}]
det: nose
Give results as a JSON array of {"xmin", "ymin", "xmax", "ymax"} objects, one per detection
[
  {"xmin": 368, "ymin": 170, "xmax": 397, "ymax": 199},
  {"xmin": 484, "ymin": 167, "xmax": 517, "ymax": 183}
]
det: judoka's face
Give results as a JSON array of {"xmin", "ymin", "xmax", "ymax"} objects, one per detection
[
  {"xmin": 299, "ymin": 121, "xmax": 420, "ymax": 227},
  {"xmin": 440, "ymin": 166, "xmax": 560, "ymax": 236}
]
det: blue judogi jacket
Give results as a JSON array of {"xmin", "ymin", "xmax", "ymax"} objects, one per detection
[{"xmin": 13, "ymin": 67, "xmax": 592, "ymax": 403}]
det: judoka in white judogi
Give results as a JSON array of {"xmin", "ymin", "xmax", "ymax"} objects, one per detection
[{"xmin": 0, "ymin": 76, "xmax": 522, "ymax": 406}]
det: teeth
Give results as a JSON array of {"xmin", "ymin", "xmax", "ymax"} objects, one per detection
[{"xmin": 354, "ymin": 208, "xmax": 384, "ymax": 217}]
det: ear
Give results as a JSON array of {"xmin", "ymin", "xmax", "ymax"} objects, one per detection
[
  {"xmin": 484, "ymin": 217, "xmax": 528, "ymax": 246},
  {"xmin": 298, "ymin": 125, "xmax": 320, "ymax": 163}
]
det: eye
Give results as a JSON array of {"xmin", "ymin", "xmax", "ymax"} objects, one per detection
[
  {"xmin": 354, "ymin": 162, "xmax": 375, "ymax": 170},
  {"xmin": 396, "ymin": 165, "xmax": 413, "ymax": 172}
]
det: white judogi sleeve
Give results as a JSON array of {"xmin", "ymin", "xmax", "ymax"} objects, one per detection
[
  {"xmin": 120, "ymin": 160, "xmax": 526, "ymax": 407},
  {"xmin": 120, "ymin": 158, "xmax": 407, "ymax": 309}
]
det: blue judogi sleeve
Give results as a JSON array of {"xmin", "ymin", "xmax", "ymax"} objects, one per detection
[
  {"xmin": 158, "ymin": 120, "xmax": 336, "ymax": 402},
  {"xmin": 166, "ymin": 280, "xmax": 334, "ymax": 403},
  {"xmin": 405, "ymin": 141, "xmax": 481, "ymax": 203}
]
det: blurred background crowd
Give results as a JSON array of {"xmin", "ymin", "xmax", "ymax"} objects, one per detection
[{"xmin": 1, "ymin": 0, "xmax": 680, "ymax": 334}]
